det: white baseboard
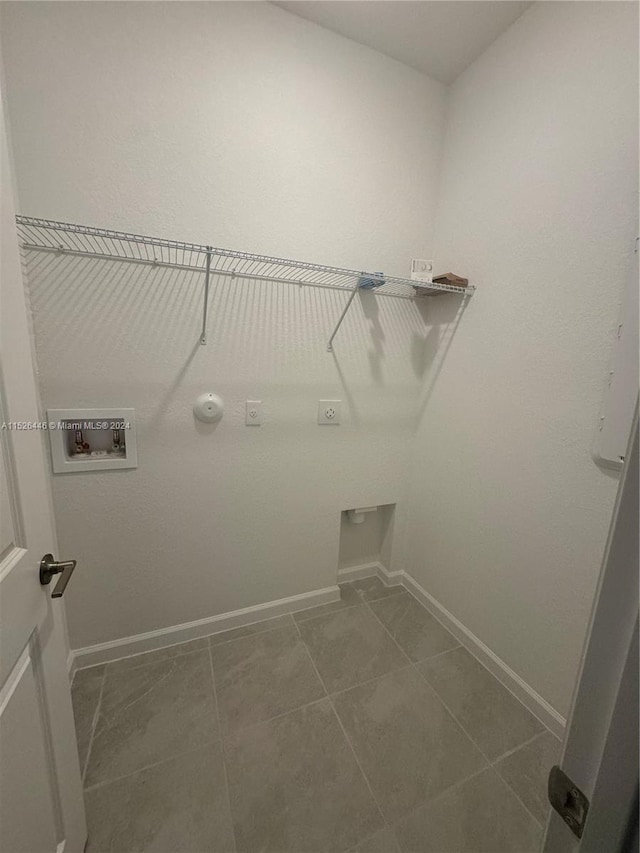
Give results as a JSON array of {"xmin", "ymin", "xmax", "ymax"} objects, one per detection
[
  {"xmin": 338, "ymin": 561, "xmax": 404, "ymax": 587},
  {"xmin": 341, "ymin": 561, "xmax": 565, "ymax": 737},
  {"xmin": 399, "ymin": 571, "xmax": 566, "ymax": 738},
  {"xmin": 72, "ymin": 563, "xmax": 566, "ymax": 738},
  {"xmin": 338, "ymin": 562, "xmax": 387, "ymax": 582},
  {"xmin": 71, "ymin": 584, "xmax": 340, "ymax": 672}
]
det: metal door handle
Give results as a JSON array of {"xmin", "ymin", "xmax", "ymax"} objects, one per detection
[{"xmin": 39, "ymin": 553, "xmax": 77, "ymax": 598}]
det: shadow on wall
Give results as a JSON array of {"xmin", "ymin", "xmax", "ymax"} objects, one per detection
[
  {"xmin": 23, "ymin": 247, "xmax": 466, "ymax": 433},
  {"xmin": 359, "ymin": 290, "xmax": 384, "ymax": 384},
  {"xmin": 412, "ymin": 294, "xmax": 470, "ymax": 428}
]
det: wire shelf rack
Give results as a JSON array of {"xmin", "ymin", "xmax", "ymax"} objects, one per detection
[{"xmin": 15, "ymin": 216, "xmax": 474, "ymax": 349}]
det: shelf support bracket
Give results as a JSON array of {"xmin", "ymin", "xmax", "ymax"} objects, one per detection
[
  {"xmin": 200, "ymin": 248, "xmax": 212, "ymax": 345},
  {"xmin": 327, "ymin": 283, "xmax": 359, "ymax": 352}
]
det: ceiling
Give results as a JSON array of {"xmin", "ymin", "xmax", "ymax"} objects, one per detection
[{"xmin": 274, "ymin": 1, "xmax": 533, "ymax": 84}]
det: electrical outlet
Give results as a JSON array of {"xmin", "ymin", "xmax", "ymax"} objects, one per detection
[
  {"xmin": 411, "ymin": 259, "xmax": 433, "ymax": 283},
  {"xmin": 245, "ymin": 400, "xmax": 263, "ymax": 425},
  {"xmin": 318, "ymin": 400, "xmax": 341, "ymax": 425}
]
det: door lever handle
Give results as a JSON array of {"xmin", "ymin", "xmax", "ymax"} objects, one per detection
[{"xmin": 39, "ymin": 553, "xmax": 77, "ymax": 598}]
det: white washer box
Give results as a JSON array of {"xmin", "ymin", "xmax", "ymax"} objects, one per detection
[{"xmin": 47, "ymin": 408, "xmax": 137, "ymax": 473}]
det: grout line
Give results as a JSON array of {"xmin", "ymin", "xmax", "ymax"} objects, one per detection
[
  {"xmin": 294, "ymin": 618, "xmax": 389, "ymax": 836},
  {"xmin": 411, "ymin": 643, "xmax": 462, "ymax": 666},
  {"xmin": 489, "ymin": 765, "xmax": 546, "ymax": 829},
  {"xmin": 329, "ymin": 697, "xmax": 390, "ymax": 837},
  {"xmin": 415, "ymin": 655, "xmax": 551, "ymax": 827},
  {"xmin": 213, "ymin": 616, "xmax": 333, "ymax": 736},
  {"xmin": 319, "ymin": 657, "xmax": 519, "ymax": 836},
  {"xmin": 489, "ymin": 730, "xmax": 556, "ymax": 829},
  {"xmin": 81, "ymin": 592, "xmax": 546, "ymax": 845},
  {"xmin": 82, "ymin": 666, "xmax": 107, "ymax": 785},
  {"xmin": 361, "ymin": 599, "xmax": 414, "ymax": 666},
  {"xmin": 223, "ymin": 695, "xmax": 331, "ymax": 739},
  {"xmin": 490, "ymin": 729, "xmax": 550, "ymax": 765},
  {"xmin": 328, "ymin": 663, "xmax": 415, "ymax": 700},
  {"xmin": 391, "ymin": 763, "xmax": 491, "ymax": 830},
  {"xmin": 365, "ymin": 588, "xmax": 462, "ymax": 667},
  {"xmin": 82, "ymin": 740, "xmax": 221, "ymax": 793},
  {"xmin": 326, "ymin": 664, "xmax": 512, "ymax": 847},
  {"xmin": 357, "ymin": 578, "xmax": 462, "ymax": 668},
  {"xmin": 411, "ymin": 661, "xmax": 493, "ymax": 768},
  {"xmin": 208, "ymin": 646, "xmax": 238, "ymax": 853},
  {"xmin": 413, "ymin": 654, "xmax": 548, "ymax": 767},
  {"xmin": 83, "ymin": 652, "xmax": 219, "ymax": 792},
  {"xmin": 399, "ymin": 575, "xmax": 562, "ymax": 737}
]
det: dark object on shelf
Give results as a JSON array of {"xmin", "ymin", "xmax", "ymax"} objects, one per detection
[
  {"xmin": 413, "ymin": 271, "xmax": 469, "ymax": 297},
  {"xmin": 433, "ymin": 272, "xmax": 469, "ymax": 287},
  {"xmin": 358, "ymin": 272, "xmax": 385, "ymax": 290}
]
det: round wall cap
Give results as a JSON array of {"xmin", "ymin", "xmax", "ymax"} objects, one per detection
[{"xmin": 193, "ymin": 392, "xmax": 224, "ymax": 423}]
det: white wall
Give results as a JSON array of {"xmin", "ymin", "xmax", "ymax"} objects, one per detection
[
  {"xmin": 0, "ymin": 1, "xmax": 445, "ymax": 649},
  {"xmin": 406, "ymin": 1, "xmax": 638, "ymax": 717},
  {"xmin": 2, "ymin": 1, "xmax": 636, "ymax": 720}
]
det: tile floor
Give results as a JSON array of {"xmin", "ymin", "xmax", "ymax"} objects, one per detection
[{"xmin": 71, "ymin": 577, "xmax": 560, "ymax": 853}]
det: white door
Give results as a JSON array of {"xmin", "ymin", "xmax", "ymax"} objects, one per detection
[
  {"xmin": 543, "ymin": 405, "xmax": 638, "ymax": 852},
  {"xmin": 0, "ymin": 83, "xmax": 86, "ymax": 852}
]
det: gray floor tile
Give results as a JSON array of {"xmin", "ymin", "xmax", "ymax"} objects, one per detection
[
  {"xmin": 293, "ymin": 583, "xmax": 360, "ymax": 623},
  {"xmin": 209, "ymin": 614, "xmax": 294, "ymax": 647},
  {"xmin": 85, "ymin": 744, "xmax": 235, "ymax": 853},
  {"xmin": 299, "ymin": 605, "xmax": 409, "ymax": 693},
  {"xmin": 108, "ymin": 637, "xmax": 208, "ymax": 674},
  {"xmin": 351, "ymin": 827, "xmax": 401, "ymax": 853},
  {"xmin": 419, "ymin": 647, "xmax": 544, "ymax": 760},
  {"xmin": 225, "ymin": 698, "xmax": 384, "ymax": 853},
  {"xmin": 332, "ymin": 668, "xmax": 486, "ymax": 822},
  {"xmin": 394, "ymin": 767, "xmax": 542, "ymax": 853},
  {"xmin": 495, "ymin": 730, "xmax": 561, "ymax": 825},
  {"xmin": 85, "ymin": 650, "xmax": 218, "ymax": 787},
  {"xmin": 350, "ymin": 576, "xmax": 405, "ymax": 602},
  {"xmin": 211, "ymin": 624, "xmax": 325, "ymax": 735},
  {"xmin": 71, "ymin": 665, "xmax": 105, "ymax": 775},
  {"xmin": 369, "ymin": 594, "xmax": 459, "ymax": 662}
]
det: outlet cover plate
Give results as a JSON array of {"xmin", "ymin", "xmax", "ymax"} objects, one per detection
[
  {"xmin": 245, "ymin": 400, "xmax": 263, "ymax": 425},
  {"xmin": 411, "ymin": 259, "xmax": 433, "ymax": 283},
  {"xmin": 318, "ymin": 400, "xmax": 341, "ymax": 425}
]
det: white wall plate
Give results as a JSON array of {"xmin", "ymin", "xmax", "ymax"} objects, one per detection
[
  {"xmin": 318, "ymin": 400, "xmax": 341, "ymax": 425},
  {"xmin": 245, "ymin": 401, "xmax": 263, "ymax": 425},
  {"xmin": 411, "ymin": 259, "xmax": 433, "ymax": 283}
]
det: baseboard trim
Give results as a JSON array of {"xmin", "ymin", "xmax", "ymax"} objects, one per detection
[
  {"xmin": 398, "ymin": 571, "xmax": 566, "ymax": 738},
  {"xmin": 338, "ymin": 562, "xmax": 387, "ymax": 582},
  {"xmin": 341, "ymin": 562, "xmax": 565, "ymax": 737},
  {"xmin": 71, "ymin": 564, "xmax": 567, "ymax": 737},
  {"xmin": 339, "ymin": 561, "xmax": 404, "ymax": 586},
  {"xmin": 71, "ymin": 584, "xmax": 340, "ymax": 671}
]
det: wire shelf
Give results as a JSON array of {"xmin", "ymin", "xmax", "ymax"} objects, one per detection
[{"xmin": 15, "ymin": 216, "xmax": 474, "ymax": 349}]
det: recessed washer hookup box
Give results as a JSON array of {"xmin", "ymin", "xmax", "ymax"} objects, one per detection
[{"xmin": 47, "ymin": 408, "xmax": 137, "ymax": 473}]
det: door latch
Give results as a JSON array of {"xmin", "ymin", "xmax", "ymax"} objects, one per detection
[
  {"xmin": 548, "ymin": 765, "xmax": 590, "ymax": 839},
  {"xmin": 39, "ymin": 553, "xmax": 77, "ymax": 598}
]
